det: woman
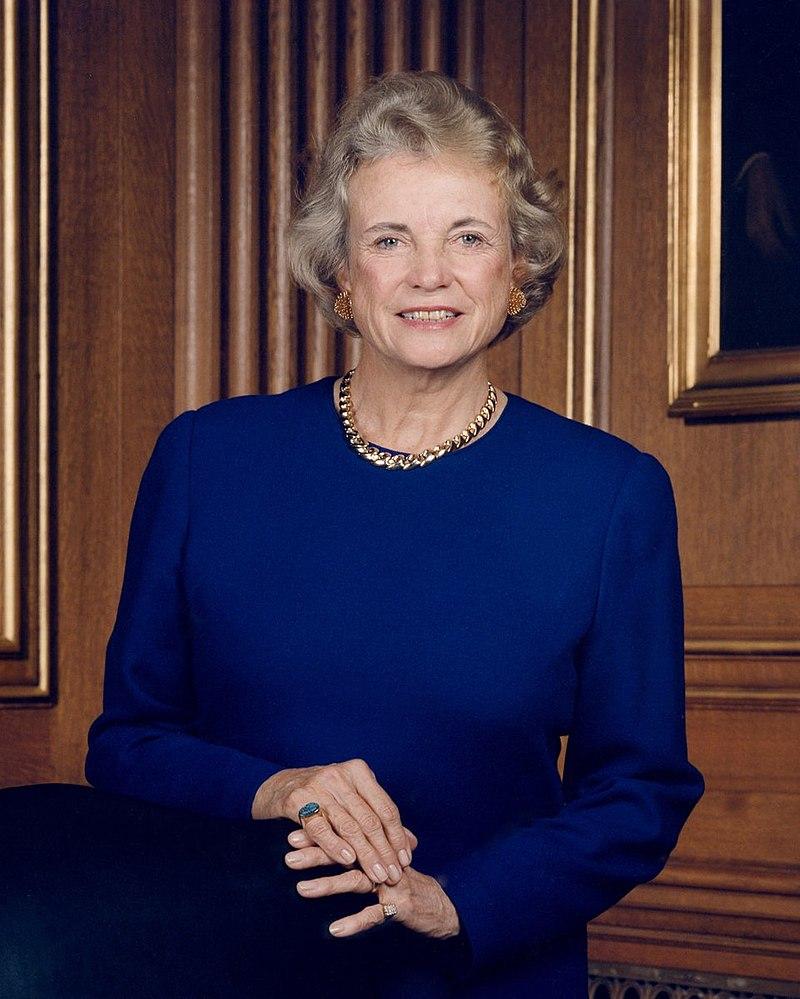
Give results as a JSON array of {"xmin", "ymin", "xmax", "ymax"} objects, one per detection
[{"xmin": 81, "ymin": 71, "xmax": 704, "ymax": 995}]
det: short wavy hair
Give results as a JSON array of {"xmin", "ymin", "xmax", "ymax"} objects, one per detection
[{"xmin": 288, "ymin": 70, "xmax": 565, "ymax": 347}]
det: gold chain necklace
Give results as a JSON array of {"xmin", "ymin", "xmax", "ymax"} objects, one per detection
[{"xmin": 337, "ymin": 367, "xmax": 498, "ymax": 470}]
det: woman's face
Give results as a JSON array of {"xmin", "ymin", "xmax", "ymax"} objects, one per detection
[{"xmin": 337, "ymin": 152, "xmax": 521, "ymax": 373}]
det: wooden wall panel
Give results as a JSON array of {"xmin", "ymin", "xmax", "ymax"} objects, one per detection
[{"xmin": 0, "ymin": 0, "xmax": 176, "ymax": 783}]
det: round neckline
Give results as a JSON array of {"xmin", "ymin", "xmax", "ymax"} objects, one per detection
[{"xmin": 324, "ymin": 375, "xmax": 516, "ymax": 464}]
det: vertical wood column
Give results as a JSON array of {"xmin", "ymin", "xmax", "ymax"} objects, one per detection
[
  {"xmin": 419, "ymin": 0, "xmax": 443, "ymax": 70},
  {"xmin": 340, "ymin": 0, "xmax": 373, "ymax": 375},
  {"xmin": 303, "ymin": 0, "xmax": 337, "ymax": 382},
  {"xmin": 482, "ymin": 0, "xmax": 524, "ymax": 395},
  {"xmin": 456, "ymin": 0, "xmax": 480, "ymax": 88},
  {"xmin": 227, "ymin": 0, "xmax": 261, "ymax": 396},
  {"xmin": 175, "ymin": 0, "xmax": 221, "ymax": 412},
  {"xmin": 265, "ymin": 0, "xmax": 297, "ymax": 393},
  {"xmin": 382, "ymin": 0, "xmax": 409, "ymax": 72}
]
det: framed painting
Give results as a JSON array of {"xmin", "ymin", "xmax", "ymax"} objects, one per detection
[{"xmin": 668, "ymin": 0, "xmax": 800, "ymax": 418}]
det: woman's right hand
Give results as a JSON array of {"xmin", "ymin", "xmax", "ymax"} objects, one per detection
[{"xmin": 251, "ymin": 758, "xmax": 414, "ymax": 886}]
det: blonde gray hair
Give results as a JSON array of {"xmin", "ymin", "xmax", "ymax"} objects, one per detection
[{"xmin": 288, "ymin": 70, "xmax": 565, "ymax": 347}]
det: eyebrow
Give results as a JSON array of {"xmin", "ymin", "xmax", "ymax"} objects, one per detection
[{"xmin": 362, "ymin": 217, "xmax": 495, "ymax": 235}]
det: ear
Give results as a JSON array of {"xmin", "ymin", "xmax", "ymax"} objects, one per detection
[
  {"xmin": 511, "ymin": 253, "xmax": 525, "ymax": 286},
  {"xmin": 335, "ymin": 263, "xmax": 351, "ymax": 293}
]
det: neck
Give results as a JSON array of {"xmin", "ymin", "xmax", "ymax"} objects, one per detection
[{"xmin": 340, "ymin": 351, "xmax": 503, "ymax": 454}]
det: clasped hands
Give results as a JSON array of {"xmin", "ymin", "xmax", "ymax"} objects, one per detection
[{"xmin": 253, "ymin": 758, "xmax": 461, "ymax": 941}]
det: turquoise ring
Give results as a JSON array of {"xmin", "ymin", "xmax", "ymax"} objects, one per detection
[{"xmin": 298, "ymin": 801, "xmax": 321, "ymax": 822}]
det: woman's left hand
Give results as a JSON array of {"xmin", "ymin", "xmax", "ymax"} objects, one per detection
[{"xmin": 285, "ymin": 830, "xmax": 461, "ymax": 940}]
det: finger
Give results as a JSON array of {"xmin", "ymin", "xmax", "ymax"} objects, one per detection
[
  {"xmin": 288, "ymin": 824, "xmax": 417, "ymax": 853},
  {"xmin": 288, "ymin": 788, "xmax": 359, "ymax": 866},
  {"xmin": 328, "ymin": 902, "xmax": 395, "ymax": 938},
  {"xmin": 295, "ymin": 869, "xmax": 375, "ymax": 898},
  {"xmin": 284, "ymin": 845, "xmax": 337, "ymax": 870},
  {"xmin": 322, "ymin": 796, "xmax": 401, "ymax": 885},
  {"xmin": 346, "ymin": 760, "xmax": 414, "ymax": 866}
]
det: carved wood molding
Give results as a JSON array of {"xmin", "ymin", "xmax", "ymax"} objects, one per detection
[
  {"xmin": 685, "ymin": 655, "xmax": 800, "ymax": 710},
  {"xmin": 0, "ymin": 0, "xmax": 52, "ymax": 703},
  {"xmin": 684, "ymin": 586, "xmax": 800, "ymax": 658},
  {"xmin": 589, "ymin": 961, "xmax": 800, "ymax": 999}
]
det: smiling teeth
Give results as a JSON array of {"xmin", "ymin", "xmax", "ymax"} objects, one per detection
[{"xmin": 401, "ymin": 310, "xmax": 457, "ymax": 321}]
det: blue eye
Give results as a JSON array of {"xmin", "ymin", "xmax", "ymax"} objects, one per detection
[
  {"xmin": 375, "ymin": 237, "xmax": 400, "ymax": 249},
  {"xmin": 459, "ymin": 233, "xmax": 484, "ymax": 247}
]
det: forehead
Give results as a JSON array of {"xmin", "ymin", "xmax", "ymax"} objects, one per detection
[{"xmin": 347, "ymin": 153, "xmax": 505, "ymax": 227}]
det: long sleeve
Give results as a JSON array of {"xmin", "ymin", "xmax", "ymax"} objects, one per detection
[
  {"xmin": 85, "ymin": 410, "xmax": 282, "ymax": 820},
  {"xmin": 434, "ymin": 451, "xmax": 705, "ymax": 978}
]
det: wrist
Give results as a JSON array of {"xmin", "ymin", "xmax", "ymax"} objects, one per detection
[
  {"xmin": 251, "ymin": 771, "xmax": 290, "ymax": 820},
  {"xmin": 443, "ymin": 906, "xmax": 461, "ymax": 938},
  {"xmin": 436, "ymin": 881, "xmax": 461, "ymax": 938}
]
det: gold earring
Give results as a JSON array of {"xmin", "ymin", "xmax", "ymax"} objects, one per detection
[
  {"xmin": 333, "ymin": 290, "xmax": 354, "ymax": 321},
  {"xmin": 507, "ymin": 286, "xmax": 526, "ymax": 317}
]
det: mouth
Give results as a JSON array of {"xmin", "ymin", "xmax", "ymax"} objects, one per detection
[{"xmin": 396, "ymin": 308, "xmax": 462, "ymax": 325}]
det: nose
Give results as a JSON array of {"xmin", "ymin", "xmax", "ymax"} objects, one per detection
[{"xmin": 406, "ymin": 244, "xmax": 453, "ymax": 289}]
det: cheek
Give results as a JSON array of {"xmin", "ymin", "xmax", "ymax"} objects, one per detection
[
  {"xmin": 467, "ymin": 258, "xmax": 511, "ymax": 303},
  {"xmin": 353, "ymin": 261, "xmax": 398, "ymax": 300}
]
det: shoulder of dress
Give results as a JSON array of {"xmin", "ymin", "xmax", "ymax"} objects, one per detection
[
  {"xmin": 509, "ymin": 393, "xmax": 643, "ymax": 472},
  {"xmin": 191, "ymin": 378, "xmax": 328, "ymax": 435}
]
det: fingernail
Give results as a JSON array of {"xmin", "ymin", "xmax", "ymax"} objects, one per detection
[
  {"xmin": 297, "ymin": 881, "xmax": 312, "ymax": 891},
  {"xmin": 329, "ymin": 922, "xmax": 344, "ymax": 935},
  {"xmin": 373, "ymin": 863, "xmax": 387, "ymax": 880},
  {"xmin": 388, "ymin": 865, "xmax": 400, "ymax": 880},
  {"xmin": 341, "ymin": 848, "xmax": 355, "ymax": 863},
  {"xmin": 286, "ymin": 853, "xmax": 301, "ymax": 865},
  {"xmin": 288, "ymin": 832, "xmax": 303, "ymax": 845},
  {"xmin": 398, "ymin": 850, "xmax": 410, "ymax": 866}
]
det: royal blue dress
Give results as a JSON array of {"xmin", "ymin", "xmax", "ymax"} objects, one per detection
[{"xmin": 85, "ymin": 374, "xmax": 704, "ymax": 997}]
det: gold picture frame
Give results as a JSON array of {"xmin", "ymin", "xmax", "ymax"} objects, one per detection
[{"xmin": 667, "ymin": 0, "xmax": 800, "ymax": 419}]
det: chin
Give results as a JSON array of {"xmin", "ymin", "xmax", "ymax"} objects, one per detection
[
  {"xmin": 389, "ymin": 349, "xmax": 474, "ymax": 374},
  {"xmin": 381, "ymin": 336, "xmax": 482, "ymax": 371}
]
